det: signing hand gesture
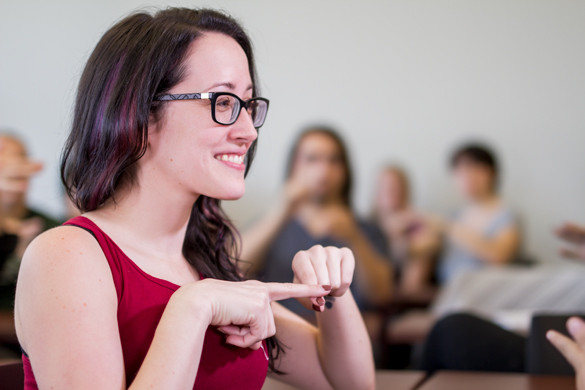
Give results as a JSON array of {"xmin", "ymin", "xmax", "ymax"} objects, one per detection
[
  {"xmin": 291, "ymin": 245, "xmax": 355, "ymax": 312},
  {"xmin": 547, "ymin": 317, "xmax": 585, "ymax": 390},
  {"xmin": 0, "ymin": 155, "xmax": 43, "ymax": 193},
  {"xmin": 184, "ymin": 279, "xmax": 332, "ymax": 350}
]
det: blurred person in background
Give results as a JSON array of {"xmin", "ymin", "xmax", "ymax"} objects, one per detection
[
  {"xmin": 419, "ymin": 220, "xmax": 585, "ymax": 374},
  {"xmin": 548, "ymin": 221, "xmax": 585, "ymax": 390},
  {"xmin": 0, "ymin": 133, "xmax": 59, "ymax": 307},
  {"xmin": 437, "ymin": 143, "xmax": 521, "ymax": 284},
  {"xmin": 241, "ymin": 126, "xmax": 393, "ymax": 329},
  {"xmin": 372, "ymin": 165, "xmax": 441, "ymax": 300}
]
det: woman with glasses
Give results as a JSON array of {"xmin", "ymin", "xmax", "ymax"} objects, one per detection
[{"xmin": 13, "ymin": 8, "xmax": 374, "ymax": 390}]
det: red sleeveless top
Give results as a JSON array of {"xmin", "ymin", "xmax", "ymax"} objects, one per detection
[{"xmin": 22, "ymin": 216, "xmax": 268, "ymax": 389}]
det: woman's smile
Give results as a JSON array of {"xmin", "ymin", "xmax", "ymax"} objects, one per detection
[{"xmin": 214, "ymin": 153, "xmax": 246, "ymax": 170}]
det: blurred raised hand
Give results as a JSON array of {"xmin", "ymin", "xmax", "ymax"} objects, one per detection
[
  {"xmin": 547, "ymin": 317, "xmax": 585, "ymax": 390},
  {"xmin": 556, "ymin": 222, "xmax": 585, "ymax": 260}
]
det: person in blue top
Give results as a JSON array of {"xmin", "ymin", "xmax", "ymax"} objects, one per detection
[{"xmin": 438, "ymin": 142, "xmax": 521, "ymax": 284}]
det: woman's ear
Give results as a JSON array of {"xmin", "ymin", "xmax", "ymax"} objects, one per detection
[{"xmin": 148, "ymin": 111, "xmax": 160, "ymax": 135}]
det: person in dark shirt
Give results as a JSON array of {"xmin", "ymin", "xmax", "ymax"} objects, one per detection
[
  {"xmin": 0, "ymin": 134, "xmax": 60, "ymax": 307},
  {"xmin": 241, "ymin": 126, "xmax": 393, "ymax": 325}
]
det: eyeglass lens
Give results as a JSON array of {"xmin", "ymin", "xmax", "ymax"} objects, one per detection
[{"xmin": 214, "ymin": 95, "xmax": 267, "ymax": 127}]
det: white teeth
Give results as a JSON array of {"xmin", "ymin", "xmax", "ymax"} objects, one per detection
[{"xmin": 216, "ymin": 154, "xmax": 244, "ymax": 164}]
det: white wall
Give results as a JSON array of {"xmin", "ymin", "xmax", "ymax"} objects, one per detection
[{"xmin": 1, "ymin": 0, "xmax": 584, "ymax": 262}]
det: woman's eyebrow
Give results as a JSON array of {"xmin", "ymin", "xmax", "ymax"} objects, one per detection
[{"xmin": 206, "ymin": 82, "xmax": 254, "ymax": 91}]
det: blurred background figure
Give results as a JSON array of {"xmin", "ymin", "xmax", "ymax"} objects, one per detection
[
  {"xmin": 241, "ymin": 126, "xmax": 393, "ymax": 333},
  {"xmin": 419, "ymin": 219, "xmax": 585, "ymax": 375},
  {"xmin": 372, "ymin": 165, "xmax": 441, "ymax": 300},
  {"xmin": 0, "ymin": 133, "xmax": 60, "ymax": 308},
  {"xmin": 438, "ymin": 143, "xmax": 521, "ymax": 285}
]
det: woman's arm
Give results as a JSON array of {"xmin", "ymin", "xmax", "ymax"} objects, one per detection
[
  {"xmin": 268, "ymin": 294, "xmax": 374, "ymax": 390},
  {"xmin": 15, "ymin": 227, "xmax": 210, "ymax": 390},
  {"xmin": 267, "ymin": 245, "xmax": 375, "ymax": 390},
  {"xmin": 15, "ymin": 227, "xmax": 331, "ymax": 389},
  {"xmin": 344, "ymin": 230, "xmax": 394, "ymax": 306},
  {"xmin": 448, "ymin": 223, "xmax": 520, "ymax": 264},
  {"xmin": 326, "ymin": 209, "xmax": 393, "ymax": 306}
]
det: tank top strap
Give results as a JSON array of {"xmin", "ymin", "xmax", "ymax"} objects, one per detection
[{"xmin": 63, "ymin": 216, "xmax": 124, "ymax": 302}]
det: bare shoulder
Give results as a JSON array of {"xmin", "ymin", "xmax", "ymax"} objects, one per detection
[
  {"xmin": 19, "ymin": 225, "xmax": 107, "ymax": 277},
  {"xmin": 15, "ymin": 225, "xmax": 118, "ymax": 351}
]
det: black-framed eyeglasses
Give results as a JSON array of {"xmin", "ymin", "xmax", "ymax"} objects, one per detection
[{"xmin": 154, "ymin": 92, "xmax": 269, "ymax": 128}]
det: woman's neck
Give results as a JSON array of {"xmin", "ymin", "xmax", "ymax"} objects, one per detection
[{"xmin": 85, "ymin": 174, "xmax": 197, "ymax": 258}]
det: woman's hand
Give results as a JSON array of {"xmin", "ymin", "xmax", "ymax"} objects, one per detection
[
  {"xmin": 291, "ymin": 245, "xmax": 355, "ymax": 312},
  {"xmin": 547, "ymin": 317, "xmax": 585, "ymax": 390},
  {"xmin": 0, "ymin": 155, "xmax": 43, "ymax": 193},
  {"xmin": 178, "ymin": 279, "xmax": 332, "ymax": 350},
  {"xmin": 282, "ymin": 175, "xmax": 312, "ymax": 212}
]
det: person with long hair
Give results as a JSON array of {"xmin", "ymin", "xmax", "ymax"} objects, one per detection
[
  {"xmin": 14, "ymin": 9, "xmax": 374, "ymax": 390},
  {"xmin": 241, "ymin": 127, "xmax": 393, "ymax": 339}
]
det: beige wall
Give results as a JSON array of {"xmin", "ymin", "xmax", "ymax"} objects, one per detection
[{"xmin": 1, "ymin": 0, "xmax": 584, "ymax": 262}]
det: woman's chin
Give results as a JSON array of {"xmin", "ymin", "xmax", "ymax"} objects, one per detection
[{"xmin": 209, "ymin": 186, "xmax": 246, "ymax": 201}]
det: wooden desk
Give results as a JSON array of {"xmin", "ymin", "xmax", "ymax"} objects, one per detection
[
  {"xmin": 262, "ymin": 370, "xmax": 425, "ymax": 390},
  {"xmin": 417, "ymin": 371, "xmax": 575, "ymax": 390}
]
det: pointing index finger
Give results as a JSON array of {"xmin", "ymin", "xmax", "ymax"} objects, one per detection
[{"xmin": 266, "ymin": 282, "xmax": 331, "ymax": 302}]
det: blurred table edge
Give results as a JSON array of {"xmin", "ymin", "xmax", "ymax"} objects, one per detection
[
  {"xmin": 416, "ymin": 370, "xmax": 575, "ymax": 390},
  {"xmin": 262, "ymin": 370, "xmax": 426, "ymax": 390}
]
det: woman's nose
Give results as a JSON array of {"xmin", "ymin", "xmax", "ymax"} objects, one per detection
[{"xmin": 229, "ymin": 107, "xmax": 258, "ymax": 143}]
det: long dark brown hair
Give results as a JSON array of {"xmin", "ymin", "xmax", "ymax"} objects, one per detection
[{"xmin": 60, "ymin": 7, "xmax": 283, "ymax": 372}]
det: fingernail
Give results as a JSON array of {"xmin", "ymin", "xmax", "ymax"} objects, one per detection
[
  {"xmin": 546, "ymin": 330, "xmax": 554, "ymax": 340},
  {"xmin": 568, "ymin": 317, "xmax": 584, "ymax": 333},
  {"xmin": 316, "ymin": 297, "xmax": 325, "ymax": 305},
  {"xmin": 322, "ymin": 285, "xmax": 332, "ymax": 290},
  {"xmin": 313, "ymin": 304, "xmax": 322, "ymax": 312}
]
